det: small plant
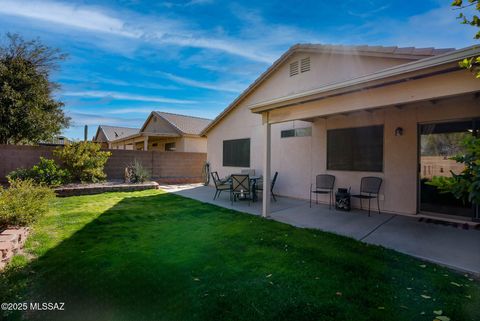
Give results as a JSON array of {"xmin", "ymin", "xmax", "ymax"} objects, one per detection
[
  {"xmin": 7, "ymin": 157, "xmax": 70, "ymax": 187},
  {"xmin": 0, "ymin": 179, "xmax": 55, "ymax": 227},
  {"xmin": 54, "ymin": 142, "xmax": 111, "ymax": 183},
  {"xmin": 125, "ymin": 159, "xmax": 151, "ymax": 183}
]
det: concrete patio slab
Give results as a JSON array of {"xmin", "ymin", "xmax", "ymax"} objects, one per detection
[
  {"xmin": 363, "ymin": 215, "xmax": 480, "ymax": 274},
  {"xmin": 166, "ymin": 184, "xmax": 480, "ymax": 275}
]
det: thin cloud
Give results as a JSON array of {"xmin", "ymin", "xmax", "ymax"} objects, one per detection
[
  {"xmin": 58, "ymin": 74, "xmax": 179, "ymax": 91},
  {"xmin": 0, "ymin": 0, "xmax": 277, "ymax": 63},
  {"xmin": 159, "ymin": 72, "xmax": 247, "ymax": 93},
  {"xmin": 62, "ymin": 90, "xmax": 196, "ymax": 104},
  {"xmin": 0, "ymin": 0, "xmax": 140, "ymax": 38},
  {"xmin": 67, "ymin": 112, "xmax": 145, "ymax": 127},
  {"xmin": 348, "ymin": 5, "xmax": 390, "ymax": 18}
]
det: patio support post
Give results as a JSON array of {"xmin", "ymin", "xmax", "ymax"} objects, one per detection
[
  {"xmin": 144, "ymin": 135, "xmax": 149, "ymax": 151},
  {"xmin": 262, "ymin": 112, "xmax": 271, "ymax": 218}
]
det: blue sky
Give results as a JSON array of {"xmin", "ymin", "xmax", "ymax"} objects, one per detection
[{"xmin": 0, "ymin": 0, "xmax": 477, "ymax": 139}]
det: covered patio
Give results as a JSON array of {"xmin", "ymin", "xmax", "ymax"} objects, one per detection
[
  {"xmin": 163, "ymin": 184, "xmax": 480, "ymax": 275},
  {"xmin": 251, "ymin": 46, "xmax": 480, "ymax": 222}
]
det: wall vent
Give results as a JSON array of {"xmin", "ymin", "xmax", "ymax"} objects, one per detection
[
  {"xmin": 289, "ymin": 61, "xmax": 299, "ymax": 77},
  {"xmin": 300, "ymin": 57, "xmax": 310, "ymax": 73}
]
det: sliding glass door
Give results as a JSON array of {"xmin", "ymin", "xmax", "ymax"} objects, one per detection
[{"xmin": 419, "ymin": 119, "xmax": 478, "ymax": 218}]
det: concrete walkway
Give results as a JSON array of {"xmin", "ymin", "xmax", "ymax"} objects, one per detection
[{"xmin": 163, "ymin": 184, "xmax": 480, "ymax": 275}]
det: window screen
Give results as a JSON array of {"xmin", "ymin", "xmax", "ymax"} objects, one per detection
[
  {"xmin": 327, "ymin": 125, "xmax": 383, "ymax": 172},
  {"xmin": 281, "ymin": 127, "xmax": 312, "ymax": 138},
  {"xmin": 165, "ymin": 142, "xmax": 176, "ymax": 151},
  {"xmin": 223, "ymin": 138, "xmax": 250, "ymax": 167}
]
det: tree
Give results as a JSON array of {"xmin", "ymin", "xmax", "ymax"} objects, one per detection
[
  {"xmin": 452, "ymin": 0, "xmax": 480, "ymax": 77},
  {"xmin": 0, "ymin": 33, "xmax": 70, "ymax": 145}
]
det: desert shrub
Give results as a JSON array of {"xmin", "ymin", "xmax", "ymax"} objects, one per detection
[
  {"xmin": 54, "ymin": 142, "xmax": 111, "ymax": 183},
  {"xmin": 7, "ymin": 157, "xmax": 70, "ymax": 187},
  {"xmin": 0, "ymin": 179, "xmax": 55, "ymax": 227},
  {"xmin": 125, "ymin": 159, "xmax": 151, "ymax": 183}
]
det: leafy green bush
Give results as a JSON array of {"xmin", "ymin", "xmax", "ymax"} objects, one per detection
[
  {"xmin": 0, "ymin": 179, "xmax": 55, "ymax": 227},
  {"xmin": 125, "ymin": 159, "xmax": 151, "ymax": 183},
  {"xmin": 7, "ymin": 157, "xmax": 70, "ymax": 187},
  {"xmin": 54, "ymin": 142, "xmax": 111, "ymax": 183},
  {"xmin": 428, "ymin": 135, "xmax": 480, "ymax": 205}
]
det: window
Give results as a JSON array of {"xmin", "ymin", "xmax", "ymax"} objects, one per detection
[
  {"xmin": 165, "ymin": 142, "xmax": 176, "ymax": 151},
  {"xmin": 281, "ymin": 127, "xmax": 312, "ymax": 138},
  {"xmin": 327, "ymin": 125, "xmax": 383, "ymax": 172},
  {"xmin": 223, "ymin": 138, "xmax": 250, "ymax": 167}
]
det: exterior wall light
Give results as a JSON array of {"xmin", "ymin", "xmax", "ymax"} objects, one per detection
[{"xmin": 395, "ymin": 127, "xmax": 404, "ymax": 136}]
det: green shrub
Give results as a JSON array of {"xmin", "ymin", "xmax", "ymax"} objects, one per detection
[
  {"xmin": 54, "ymin": 142, "xmax": 111, "ymax": 183},
  {"xmin": 0, "ymin": 179, "xmax": 55, "ymax": 227},
  {"xmin": 428, "ymin": 135, "xmax": 480, "ymax": 205},
  {"xmin": 7, "ymin": 157, "xmax": 70, "ymax": 187},
  {"xmin": 125, "ymin": 159, "xmax": 151, "ymax": 183}
]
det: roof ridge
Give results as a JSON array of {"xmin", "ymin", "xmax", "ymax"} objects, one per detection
[
  {"xmin": 290, "ymin": 43, "xmax": 456, "ymax": 55},
  {"xmin": 99, "ymin": 124, "xmax": 140, "ymax": 130},
  {"xmin": 154, "ymin": 111, "xmax": 213, "ymax": 121}
]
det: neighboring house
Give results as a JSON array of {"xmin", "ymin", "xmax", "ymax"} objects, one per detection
[
  {"xmin": 39, "ymin": 135, "xmax": 71, "ymax": 146},
  {"xmin": 202, "ymin": 44, "xmax": 480, "ymax": 221},
  {"xmin": 94, "ymin": 125, "xmax": 140, "ymax": 149},
  {"xmin": 95, "ymin": 111, "xmax": 211, "ymax": 152}
]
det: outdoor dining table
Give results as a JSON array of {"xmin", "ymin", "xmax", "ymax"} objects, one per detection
[{"xmin": 229, "ymin": 175, "xmax": 262, "ymax": 202}]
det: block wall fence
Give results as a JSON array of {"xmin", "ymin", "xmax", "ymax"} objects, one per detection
[{"xmin": 0, "ymin": 145, "xmax": 206, "ymax": 184}]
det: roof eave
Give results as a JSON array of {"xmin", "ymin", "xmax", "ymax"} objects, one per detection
[
  {"xmin": 200, "ymin": 43, "xmax": 460, "ymax": 136},
  {"xmin": 250, "ymin": 45, "xmax": 480, "ymax": 113}
]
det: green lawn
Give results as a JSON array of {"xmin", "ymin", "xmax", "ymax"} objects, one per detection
[{"xmin": 0, "ymin": 190, "xmax": 479, "ymax": 321}]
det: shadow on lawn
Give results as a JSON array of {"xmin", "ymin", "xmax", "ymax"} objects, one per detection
[{"xmin": 0, "ymin": 192, "xmax": 479, "ymax": 321}]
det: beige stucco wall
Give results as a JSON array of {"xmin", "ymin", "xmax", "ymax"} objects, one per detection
[
  {"xmin": 143, "ymin": 114, "xmax": 179, "ymax": 134},
  {"xmin": 247, "ymin": 52, "xmax": 413, "ymax": 104},
  {"xmin": 95, "ymin": 129, "xmax": 108, "ymax": 142},
  {"xmin": 111, "ymin": 136, "xmax": 207, "ymax": 153},
  {"xmin": 207, "ymin": 51, "xmax": 427, "ymax": 197}
]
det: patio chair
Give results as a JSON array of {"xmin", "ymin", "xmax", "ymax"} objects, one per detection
[
  {"xmin": 257, "ymin": 172, "xmax": 279, "ymax": 202},
  {"xmin": 310, "ymin": 174, "xmax": 335, "ymax": 209},
  {"xmin": 211, "ymin": 171, "xmax": 231, "ymax": 200},
  {"xmin": 231, "ymin": 174, "xmax": 252, "ymax": 205},
  {"xmin": 351, "ymin": 177, "xmax": 383, "ymax": 216}
]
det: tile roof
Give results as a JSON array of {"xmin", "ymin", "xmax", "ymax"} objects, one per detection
[
  {"xmin": 290, "ymin": 44, "xmax": 455, "ymax": 58},
  {"xmin": 154, "ymin": 111, "xmax": 212, "ymax": 135},
  {"xmin": 98, "ymin": 125, "xmax": 140, "ymax": 141}
]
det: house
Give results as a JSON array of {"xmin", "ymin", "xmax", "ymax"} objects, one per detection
[
  {"xmin": 94, "ymin": 111, "xmax": 211, "ymax": 152},
  {"xmin": 39, "ymin": 135, "xmax": 71, "ymax": 146},
  {"xmin": 94, "ymin": 125, "xmax": 140, "ymax": 149},
  {"xmin": 202, "ymin": 44, "xmax": 480, "ymax": 221}
]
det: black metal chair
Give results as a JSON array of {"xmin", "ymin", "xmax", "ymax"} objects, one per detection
[
  {"xmin": 257, "ymin": 171, "xmax": 279, "ymax": 202},
  {"xmin": 351, "ymin": 177, "xmax": 383, "ymax": 216},
  {"xmin": 231, "ymin": 174, "xmax": 252, "ymax": 205},
  {"xmin": 211, "ymin": 171, "xmax": 231, "ymax": 200},
  {"xmin": 310, "ymin": 174, "xmax": 335, "ymax": 209}
]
